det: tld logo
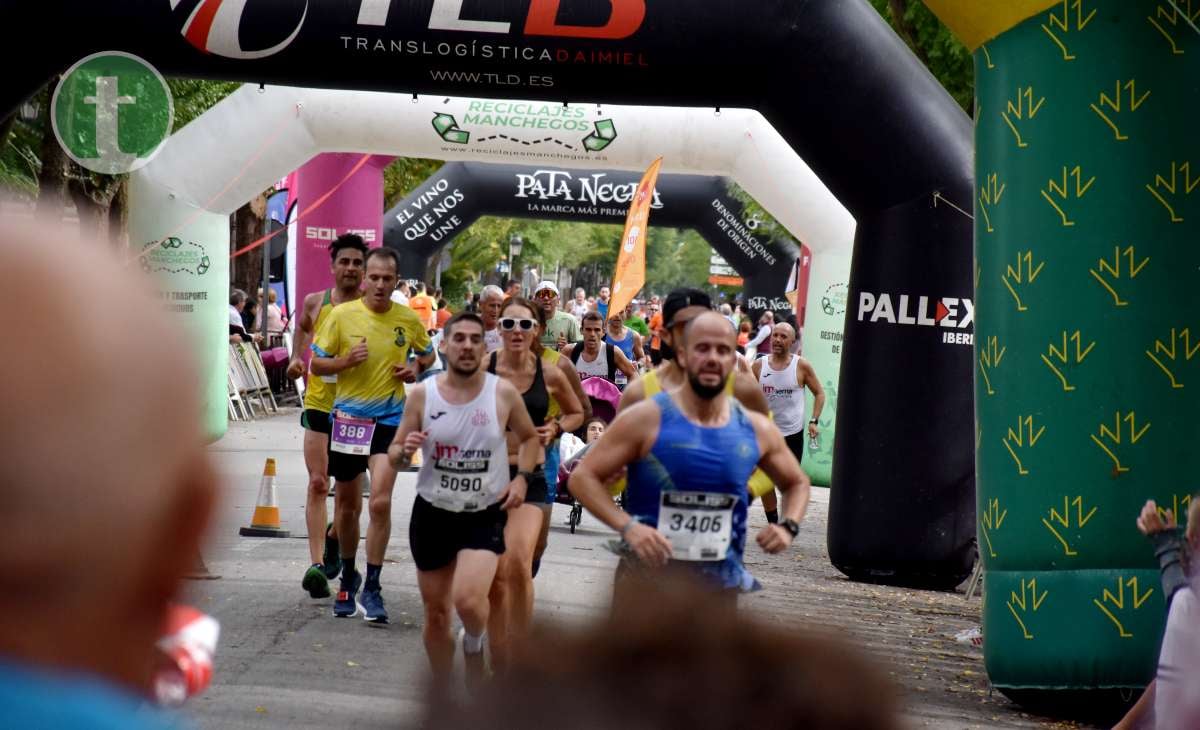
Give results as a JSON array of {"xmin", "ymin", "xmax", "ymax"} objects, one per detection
[
  {"xmin": 857, "ymin": 292, "xmax": 974, "ymax": 329},
  {"xmin": 176, "ymin": 0, "xmax": 646, "ymax": 60}
]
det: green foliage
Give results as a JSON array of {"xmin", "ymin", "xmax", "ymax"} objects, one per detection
[
  {"xmin": 869, "ymin": 0, "xmax": 974, "ymax": 114},
  {"xmin": 167, "ymin": 79, "xmax": 242, "ymax": 131},
  {"xmin": 383, "ymin": 158, "xmax": 444, "ymax": 209}
]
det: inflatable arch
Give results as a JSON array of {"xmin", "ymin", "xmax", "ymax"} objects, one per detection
[
  {"xmin": 10, "ymin": 0, "xmax": 975, "ymax": 588},
  {"xmin": 380, "ymin": 161, "xmax": 839, "ymax": 486},
  {"xmin": 925, "ymin": 0, "xmax": 1198, "ymax": 699}
]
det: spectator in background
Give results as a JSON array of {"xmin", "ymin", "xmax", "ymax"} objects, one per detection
[
  {"xmin": 435, "ymin": 298, "xmax": 453, "ymax": 330},
  {"xmin": 0, "ymin": 220, "xmax": 218, "ymax": 728},
  {"xmin": 595, "ymin": 286, "xmax": 611, "ymax": 320},
  {"xmin": 391, "ymin": 280, "xmax": 411, "ymax": 306},
  {"xmin": 719, "ymin": 303, "xmax": 738, "ymax": 332},
  {"xmin": 534, "ymin": 281, "xmax": 580, "ymax": 351},
  {"xmin": 1113, "ymin": 495, "xmax": 1200, "ymax": 729},
  {"xmin": 228, "ymin": 290, "xmax": 261, "ymax": 345},
  {"xmin": 745, "ymin": 310, "xmax": 775, "ymax": 355},
  {"xmin": 409, "ymin": 282, "xmax": 437, "ymax": 332},
  {"xmin": 506, "ymin": 280, "xmax": 522, "ymax": 299},
  {"xmin": 480, "ymin": 284, "xmax": 506, "ymax": 352},
  {"xmin": 624, "ymin": 302, "xmax": 650, "ymax": 338},
  {"xmin": 240, "ymin": 295, "xmax": 258, "ymax": 333},
  {"xmin": 254, "ymin": 288, "xmax": 287, "ymax": 335},
  {"xmin": 646, "ymin": 301, "xmax": 663, "ymax": 366},
  {"xmin": 737, "ymin": 319, "xmax": 752, "ymax": 350},
  {"xmin": 569, "ymin": 288, "xmax": 590, "ymax": 320}
]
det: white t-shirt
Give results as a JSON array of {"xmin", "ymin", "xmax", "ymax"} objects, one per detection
[
  {"xmin": 484, "ymin": 327, "xmax": 502, "ymax": 353},
  {"xmin": 390, "ymin": 291, "xmax": 409, "ymax": 306},
  {"xmin": 569, "ymin": 301, "xmax": 590, "ymax": 320},
  {"xmin": 1157, "ymin": 584, "xmax": 1200, "ymax": 728}
]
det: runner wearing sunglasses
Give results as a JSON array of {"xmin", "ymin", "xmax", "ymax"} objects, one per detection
[{"xmin": 485, "ymin": 297, "xmax": 584, "ymax": 672}]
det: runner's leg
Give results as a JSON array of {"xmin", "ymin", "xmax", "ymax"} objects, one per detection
[
  {"xmin": 454, "ymin": 548, "xmax": 501, "ymax": 688},
  {"xmin": 303, "ymin": 428, "xmax": 330, "ymax": 565},
  {"xmin": 416, "ymin": 564, "xmax": 456, "ymax": 675},
  {"xmin": 365, "ymin": 453, "xmax": 399, "ymax": 566},
  {"xmin": 501, "ymin": 503, "xmax": 544, "ymax": 638}
]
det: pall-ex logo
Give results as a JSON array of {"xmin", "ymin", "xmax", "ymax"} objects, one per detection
[
  {"xmin": 857, "ymin": 292, "xmax": 975, "ymax": 346},
  {"xmin": 174, "ymin": 0, "xmax": 646, "ymax": 59}
]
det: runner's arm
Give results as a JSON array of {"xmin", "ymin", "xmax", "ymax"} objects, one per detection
[
  {"xmin": 387, "ymin": 385, "xmax": 426, "ymax": 469},
  {"xmin": 745, "ymin": 324, "xmax": 770, "ymax": 350},
  {"xmin": 750, "ymin": 412, "xmax": 811, "ymax": 552},
  {"xmin": 612, "ymin": 347, "xmax": 638, "ymax": 382},
  {"xmin": 732, "ymin": 371, "xmax": 770, "ymax": 415},
  {"xmin": 556, "ymin": 355, "xmax": 592, "ymax": 422},
  {"xmin": 544, "ymin": 366, "xmax": 584, "ymax": 435},
  {"xmin": 751, "ymin": 357, "xmax": 762, "ymax": 379},
  {"xmin": 286, "ymin": 293, "xmax": 320, "ymax": 378},
  {"xmin": 568, "ymin": 403, "xmax": 656, "ymax": 533},
  {"xmin": 799, "ymin": 358, "xmax": 825, "ymax": 422},
  {"xmin": 632, "ymin": 333, "xmax": 647, "ymax": 366}
]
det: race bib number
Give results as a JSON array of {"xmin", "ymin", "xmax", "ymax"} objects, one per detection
[
  {"xmin": 657, "ymin": 492, "xmax": 735, "ymax": 562},
  {"xmin": 431, "ymin": 472, "xmax": 488, "ymax": 512},
  {"xmin": 331, "ymin": 412, "xmax": 375, "ymax": 455}
]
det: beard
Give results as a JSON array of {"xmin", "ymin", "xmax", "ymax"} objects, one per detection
[
  {"xmin": 688, "ymin": 371, "xmax": 724, "ymax": 400},
  {"xmin": 449, "ymin": 359, "xmax": 479, "ymax": 377}
]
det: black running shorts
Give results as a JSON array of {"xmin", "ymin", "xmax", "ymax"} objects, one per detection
[
  {"xmin": 783, "ymin": 431, "xmax": 807, "ymax": 465},
  {"xmin": 301, "ymin": 409, "xmax": 332, "ymax": 435},
  {"xmin": 409, "ymin": 495, "xmax": 507, "ymax": 572},
  {"xmin": 327, "ymin": 423, "xmax": 398, "ymax": 483},
  {"xmin": 509, "ymin": 464, "xmax": 549, "ymax": 504}
]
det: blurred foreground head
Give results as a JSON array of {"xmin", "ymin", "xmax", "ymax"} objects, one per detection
[
  {"xmin": 0, "ymin": 221, "xmax": 217, "ymax": 694},
  {"xmin": 424, "ymin": 577, "xmax": 900, "ymax": 730}
]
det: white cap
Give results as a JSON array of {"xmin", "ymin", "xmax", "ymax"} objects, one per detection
[{"xmin": 534, "ymin": 280, "xmax": 559, "ymax": 296}]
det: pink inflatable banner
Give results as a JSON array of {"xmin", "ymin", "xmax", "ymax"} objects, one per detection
[{"xmin": 291, "ymin": 153, "xmax": 393, "ymax": 306}]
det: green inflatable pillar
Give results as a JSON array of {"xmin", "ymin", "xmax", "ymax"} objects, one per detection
[
  {"xmin": 975, "ymin": 0, "xmax": 1196, "ymax": 693},
  {"xmin": 128, "ymin": 174, "xmax": 231, "ymax": 443},
  {"xmin": 800, "ymin": 248, "xmax": 851, "ymax": 487}
]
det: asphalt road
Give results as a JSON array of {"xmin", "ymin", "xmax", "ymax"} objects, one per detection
[{"xmin": 184, "ymin": 411, "xmax": 1093, "ymax": 729}]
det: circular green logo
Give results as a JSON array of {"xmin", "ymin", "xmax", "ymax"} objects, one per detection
[{"xmin": 51, "ymin": 51, "xmax": 174, "ymax": 175}]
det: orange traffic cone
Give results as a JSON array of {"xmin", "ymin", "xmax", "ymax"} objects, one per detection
[{"xmin": 239, "ymin": 458, "xmax": 290, "ymax": 538}]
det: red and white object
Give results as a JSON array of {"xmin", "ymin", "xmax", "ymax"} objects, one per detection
[{"xmin": 153, "ymin": 605, "xmax": 220, "ymax": 707}]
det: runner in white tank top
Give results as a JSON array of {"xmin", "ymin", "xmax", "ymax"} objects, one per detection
[
  {"xmin": 750, "ymin": 321, "xmax": 827, "ymax": 524},
  {"xmin": 416, "ymin": 373, "xmax": 511, "ymax": 511},
  {"xmin": 757, "ymin": 353, "xmax": 806, "ymax": 437},
  {"xmin": 388, "ymin": 312, "xmax": 540, "ymax": 691}
]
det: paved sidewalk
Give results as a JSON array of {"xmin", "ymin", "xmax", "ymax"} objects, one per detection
[{"xmin": 184, "ymin": 411, "xmax": 1092, "ymax": 729}]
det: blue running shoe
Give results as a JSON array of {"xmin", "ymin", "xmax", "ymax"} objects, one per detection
[
  {"xmin": 361, "ymin": 586, "xmax": 388, "ymax": 624},
  {"xmin": 333, "ymin": 571, "xmax": 362, "ymax": 618}
]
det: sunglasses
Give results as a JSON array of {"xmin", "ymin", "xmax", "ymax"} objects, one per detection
[{"xmin": 500, "ymin": 317, "xmax": 538, "ymax": 331}]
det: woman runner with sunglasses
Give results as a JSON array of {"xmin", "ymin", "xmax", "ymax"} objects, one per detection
[{"xmin": 486, "ymin": 297, "xmax": 583, "ymax": 672}]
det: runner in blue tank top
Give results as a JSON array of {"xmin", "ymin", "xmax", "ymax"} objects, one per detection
[{"xmin": 569, "ymin": 312, "xmax": 812, "ymax": 604}]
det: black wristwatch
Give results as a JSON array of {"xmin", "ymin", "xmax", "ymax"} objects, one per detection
[
  {"xmin": 516, "ymin": 470, "xmax": 536, "ymax": 483},
  {"xmin": 780, "ymin": 518, "xmax": 801, "ymax": 538},
  {"xmin": 808, "ymin": 419, "xmax": 818, "ymax": 425}
]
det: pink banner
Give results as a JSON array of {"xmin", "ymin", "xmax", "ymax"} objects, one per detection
[{"xmin": 292, "ymin": 153, "xmax": 393, "ymax": 306}]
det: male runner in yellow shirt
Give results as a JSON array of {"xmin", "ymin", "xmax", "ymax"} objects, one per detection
[{"xmin": 312, "ymin": 248, "xmax": 435, "ymax": 623}]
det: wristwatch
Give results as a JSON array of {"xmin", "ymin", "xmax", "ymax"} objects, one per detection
[
  {"xmin": 780, "ymin": 518, "xmax": 801, "ymax": 538},
  {"xmin": 517, "ymin": 470, "xmax": 536, "ymax": 483},
  {"xmin": 808, "ymin": 418, "xmax": 818, "ymax": 425}
]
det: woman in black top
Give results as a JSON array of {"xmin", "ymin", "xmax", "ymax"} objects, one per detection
[{"xmin": 486, "ymin": 296, "xmax": 582, "ymax": 671}]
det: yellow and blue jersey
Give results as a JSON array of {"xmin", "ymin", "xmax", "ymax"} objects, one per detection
[{"xmin": 312, "ymin": 299, "xmax": 432, "ymax": 426}]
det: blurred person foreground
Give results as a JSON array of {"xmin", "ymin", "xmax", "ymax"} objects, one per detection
[
  {"xmin": 422, "ymin": 577, "xmax": 900, "ymax": 730},
  {"xmin": 0, "ymin": 220, "xmax": 218, "ymax": 728}
]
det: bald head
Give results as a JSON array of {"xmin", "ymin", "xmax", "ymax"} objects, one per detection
[
  {"xmin": 681, "ymin": 312, "xmax": 738, "ymax": 399},
  {"xmin": 770, "ymin": 322, "xmax": 797, "ymax": 355},
  {"xmin": 0, "ymin": 221, "xmax": 217, "ymax": 692}
]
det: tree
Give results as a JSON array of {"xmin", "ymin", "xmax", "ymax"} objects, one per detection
[{"xmin": 868, "ymin": 0, "xmax": 973, "ymax": 114}]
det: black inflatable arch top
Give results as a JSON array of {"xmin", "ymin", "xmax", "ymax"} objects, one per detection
[
  {"xmin": 383, "ymin": 162, "xmax": 798, "ymax": 315},
  {"xmin": 7, "ymin": 0, "xmax": 976, "ymax": 586}
]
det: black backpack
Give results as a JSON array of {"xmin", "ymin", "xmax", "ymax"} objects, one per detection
[{"xmin": 570, "ymin": 343, "xmax": 618, "ymax": 383}]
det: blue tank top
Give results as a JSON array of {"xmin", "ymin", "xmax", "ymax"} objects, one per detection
[
  {"xmin": 605, "ymin": 328, "xmax": 635, "ymax": 360},
  {"xmin": 626, "ymin": 391, "xmax": 760, "ymax": 590}
]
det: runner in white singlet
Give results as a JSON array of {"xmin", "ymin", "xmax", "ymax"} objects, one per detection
[{"xmin": 389, "ymin": 312, "xmax": 540, "ymax": 691}]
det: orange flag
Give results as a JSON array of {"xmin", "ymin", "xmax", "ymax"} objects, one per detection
[{"xmin": 609, "ymin": 157, "xmax": 663, "ymax": 318}]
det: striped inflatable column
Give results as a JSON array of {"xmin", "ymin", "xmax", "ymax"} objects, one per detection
[{"xmin": 974, "ymin": 0, "xmax": 1198, "ymax": 693}]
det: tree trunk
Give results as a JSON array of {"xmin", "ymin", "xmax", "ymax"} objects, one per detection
[
  {"xmin": 107, "ymin": 178, "xmax": 128, "ymax": 248},
  {"xmin": 35, "ymin": 76, "xmax": 67, "ymax": 222},
  {"xmin": 231, "ymin": 202, "xmax": 264, "ymax": 295}
]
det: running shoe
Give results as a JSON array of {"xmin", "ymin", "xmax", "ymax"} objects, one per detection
[
  {"xmin": 459, "ymin": 627, "xmax": 489, "ymax": 694},
  {"xmin": 321, "ymin": 524, "xmax": 341, "ymax": 579},
  {"xmin": 302, "ymin": 564, "xmax": 331, "ymax": 599},
  {"xmin": 361, "ymin": 586, "xmax": 388, "ymax": 624},
  {"xmin": 332, "ymin": 571, "xmax": 362, "ymax": 618}
]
